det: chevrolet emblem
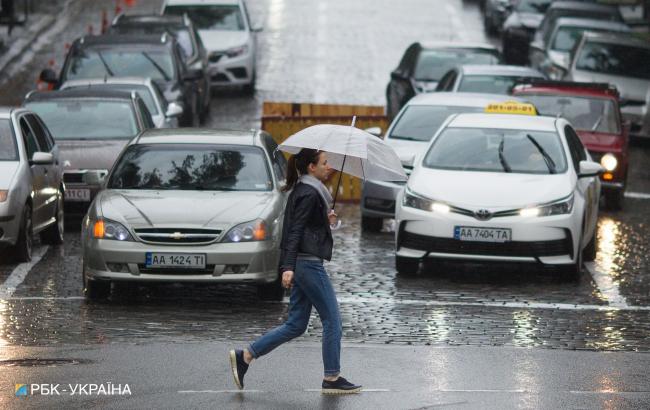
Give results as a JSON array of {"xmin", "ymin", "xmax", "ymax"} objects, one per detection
[{"xmin": 170, "ymin": 232, "xmax": 184, "ymax": 240}]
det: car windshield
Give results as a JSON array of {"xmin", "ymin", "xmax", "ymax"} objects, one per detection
[
  {"xmin": 521, "ymin": 95, "xmax": 620, "ymax": 133},
  {"xmin": 516, "ymin": 0, "xmax": 552, "ymax": 13},
  {"xmin": 414, "ymin": 50, "xmax": 500, "ymax": 81},
  {"xmin": 423, "ymin": 127, "xmax": 568, "ymax": 174},
  {"xmin": 108, "ymin": 144, "xmax": 272, "ymax": 191},
  {"xmin": 66, "ymin": 49, "xmax": 175, "ymax": 81},
  {"xmin": 458, "ymin": 75, "xmax": 539, "ymax": 94},
  {"xmin": 64, "ymin": 84, "xmax": 159, "ymax": 115},
  {"xmin": 552, "ymin": 26, "xmax": 623, "ymax": 52},
  {"xmin": 164, "ymin": 5, "xmax": 244, "ymax": 31},
  {"xmin": 25, "ymin": 100, "xmax": 138, "ymax": 140},
  {"xmin": 389, "ymin": 105, "xmax": 483, "ymax": 142},
  {"xmin": 575, "ymin": 41, "xmax": 650, "ymax": 80},
  {"xmin": 0, "ymin": 119, "xmax": 18, "ymax": 161}
]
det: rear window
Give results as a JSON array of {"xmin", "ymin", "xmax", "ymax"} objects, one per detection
[
  {"xmin": 164, "ymin": 5, "xmax": 245, "ymax": 31},
  {"xmin": 414, "ymin": 49, "xmax": 500, "ymax": 81},
  {"xmin": 576, "ymin": 40, "xmax": 650, "ymax": 81},
  {"xmin": 63, "ymin": 84, "xmax": 159, "ymax": 115},
  {"xmin": 25, "ymin": 100, "xmax": 138, "ymax": 140},
  {"xmin": 552, "ymin": 26, "xmax": 626, "ymax": 52},
  {"xmin": 0, "ymin": 119, "xmax": 18, "ymax": 161},
  {"xmin": 108, "ymin": 144, "xmax": 272, "ymax": 191},
  {"xmin": 458, "ymin": 75, "xmax": 540, "ymax": 94},
  {"xmin": 389, "ymin": 105, "xmax": 483, "ymax": 142}
]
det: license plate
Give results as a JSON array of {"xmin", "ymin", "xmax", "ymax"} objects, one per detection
[
  {"xmin": 66, "ymin": 188, "xmax": 90, "ymax": 202},
  {"xmin": 454, "ymin": 226, "xmax": 511, "ymax": 243},
  {"xmin": 145, "ymin": 252, "xmax": 206, "ymax": 269}
]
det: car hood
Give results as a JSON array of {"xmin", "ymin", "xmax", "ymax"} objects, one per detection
[
  {"xmin": 0, "ymin": 161, "xmax": 19, "ymax": 189},
  {"xmin": 572, "ymin": 70, "xmax": 650, "ymax": 102},
  {"xmin": 408, "ymin": 168, "xmax": 572, "ymax": 209},
  {"xmin": 198, "ymin": 30, "xmax": 250, "ymax": 52},
  {"xmin": 57, "ymin": 139, "xmax": 130, "ymax": 171},
  {"xmin": 99, "ymin": 190, "xmax": 274, "ymax": 229},
  {"xmin": 576, "ymin": 130, "xmax": 625, "ymax": 153},
  {"xmin": 385, "ymin": 138, "xmax": 430, "ymax": 166}
]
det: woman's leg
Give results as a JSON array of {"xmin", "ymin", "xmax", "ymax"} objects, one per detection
[
  {"xmin": 296, "ymin": 261, "xmax": 342, "ymax": 378},
  {"xmin": 248, "ymin": 269, "xmax": 312, "ymax": 359}
]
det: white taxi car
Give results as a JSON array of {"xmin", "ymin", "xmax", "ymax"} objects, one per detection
[{"xmin": 394, "ymin": 102, "xmax": 604, "ymax": 280}]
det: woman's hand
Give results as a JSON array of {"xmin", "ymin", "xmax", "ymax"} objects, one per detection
[
  {"xmin": 328, "ymin": 210, "xmax": 338, "ymax": 226},
  {"xmin": 282, "ymin": 270, "xmax": 294, "ymax": 289}
]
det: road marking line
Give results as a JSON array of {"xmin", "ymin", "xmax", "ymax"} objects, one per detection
[
  {"xmin": 0, "ymin": 245, "xmax": 48, "ymax": 299},
  {"xmin": 438, "ymin": 389, "xmax": 526, "ymax": 393},
  {"xmin": 335, "ymin": 296, "xmax": 650, "ymax": 312},
  {"xmin": 178, "ymin": 390, "xmax": 264, "ymax": 394},
  {"xmin": 584, "ymin": 262, "xmax": 629, "ymax": 308},
  {"xmin": 624, "ymin": 191, "xmax": 650, "ymax": 199}
]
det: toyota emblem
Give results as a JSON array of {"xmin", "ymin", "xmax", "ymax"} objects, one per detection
[{"xmin": 474, "ymin": 209, "xmax": 492, "ymax": 220}]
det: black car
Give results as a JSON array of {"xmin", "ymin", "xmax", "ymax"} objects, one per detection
[
  {"xmin": 108, "ymin": 13, "xmax": 210, "ymax": 122},
  {"xmin": 39, "ymin": 33, "xmax": 203, "ymax": 127},
  {"xmin": 501, "ymin": 0, "xmax": 552, "ymax": 65},
  {"xmin": 385, "ymin": 42, "xmax": 502, "ymax": 119}
]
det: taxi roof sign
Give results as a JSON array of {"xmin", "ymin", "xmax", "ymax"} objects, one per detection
[{"xmin": 485, "ymin": 101, "xmax": 537, "ymax": 116}]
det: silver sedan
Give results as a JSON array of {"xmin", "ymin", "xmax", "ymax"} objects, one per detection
[
  {"xmin": 81, "ymin": 128, "xmax": 288, "ymax": 301},
  {"xmin": 0, "ymin": 108, "xmax": 64, "ymax": 262}
]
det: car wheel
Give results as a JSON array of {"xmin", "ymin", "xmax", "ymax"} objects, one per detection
[
  {"xmin": 558, "ymin": 237, "xmax": 583, "ymax": 282},
  {"xmin": 199, "ymin": 95, "xmax": 209, "ymax": 124},
  {"xmin": 396, "ymin": 255, "xmax": 419, "ymax": 276},
  {"xmin": 604, "ymin": 190, "xmax": 624, "ymax": 211},
  {"xmin": 14, "ymin": 204, "xmax": 33, "ymax": 263},
  {"xmin": 583, "ymin": 232, "xmax": 597, "ymax": 262},
  {"xmin": 40, "ymin": 190, "xmax": 64, "ymax": 245},
  {"xmin": 422, "ymin": 258, "xmax": 440, "ymax": 275},
  {"xmin": 361, "ymin": 215, "xmax": 383, "ymax": 232},
  {"xmin": 257, "ymin": 276, "xmax": 285, "ymax": 301},
  {"xmin": 83, "ymin": 267, "xmax": 110, "ymax": 300}
]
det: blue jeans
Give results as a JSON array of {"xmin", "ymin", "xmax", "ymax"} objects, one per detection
[{"xmin": 248, "ymin": 259, "xmax": 342, "ymax": 377}]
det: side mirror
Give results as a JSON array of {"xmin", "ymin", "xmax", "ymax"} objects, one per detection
[
  {"xmin": 31, "ymin": 152, "xmax": 54, "ymax": 165},
  {"xmin": 578, "ymin": 160, "xmax": 605, "ymax": 178},
  {"xmin": 364, "ymin": 127, "xmax": 382, "ymax": 138},
  {"xmin": 39, "ymin": 68, "xmax": 58, "ymax": 84},
  {"xmin": 183, "ymin": 68, "xmax": 203, "ymax": 81},
  {"xmin": 391, "ymin": 71, "xmax": 406, "ymax": 81},
  {"xmin": 165, "ymin": 102, "xmax": 184, "ymax": 118}
]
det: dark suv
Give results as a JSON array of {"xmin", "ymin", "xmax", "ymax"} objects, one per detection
[
  {"xmin": 108, "ymin": 14, "xmax": 210, "ymax": 122},
  {"xmin": 39, "ymin": 33, "xmax": 203, "ymax": 127}
]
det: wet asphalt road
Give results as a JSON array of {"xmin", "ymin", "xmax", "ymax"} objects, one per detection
[{"xmin": 1, "ymin": 0, "xmax": 650, "ymax": 408}]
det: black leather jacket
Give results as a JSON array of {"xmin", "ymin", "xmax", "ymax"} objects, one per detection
[{"xmin": 279, "ymin": 183, "xmax": 333, "ymax": 273}]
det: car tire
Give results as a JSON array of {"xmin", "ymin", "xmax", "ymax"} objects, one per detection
[
  {"xmin": 40, "ymin": 190, "xmax": 64, "ymax": 245},
  {"xmin": 604, "ymin": 190, "xmax": 624, "ymax": 211},
  {"xmin": 361, "ymin": 215, "xmax": 383, "ymax": 232},
  {"xmin": 558, "ymin": 238, "xmax": 583, "ymax": 282},
  {"xmin": 199, "ymin": 96, "xmax": 209, "ymax": 124},
  {"xmin": 583, "ymin": 232, "xmax": 597, "ymax": 262},
  {"xmin": 257, "ymin": 276, "xmax": 285, "ymax": 301},
  {"xmin": 422, "ymin": 258, "xmax": 440, "ymax": 275},
  {"xmin": 83, "ymin": 267, "xmax": 110, "ymax": 300},
  {"xmin": 14, "ymin": 204, "xmax": 33, "ymax": 263},
  {"xmin": 396, "ymin": 256, "xmax": 419, "ymax": 276}
]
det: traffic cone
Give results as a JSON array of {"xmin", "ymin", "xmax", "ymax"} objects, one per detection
[
  {"xmin": 115, "ymin": 0, "xmax": 122, "ymax": 16},
  {"xmin": 101, "ymin": 10, "xmax": 108, "ymax": 34},
  {"xmin": 124, "ymin": 0, "xmax": 136, "ymax": 7}
]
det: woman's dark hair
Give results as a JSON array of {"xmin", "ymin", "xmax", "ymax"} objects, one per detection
[{"xmin": 283, "ymin": 148, "xmax": 321, "ymax": 192}]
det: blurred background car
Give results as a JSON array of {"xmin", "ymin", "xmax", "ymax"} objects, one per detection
[
  {"xmin": 435, "ymin": 64, "xmax": 544, "ymax": 94},
  {"xmin": 23, "ymin": 89, "xmax": 154, "ymax": 215},
  {"xmin": 513, "ymin": 80, "xmax": 629, "ymax": 210},
  {"xmin": 59, "ymin": 77, "xmax": 183, "ymax": 129},
  {"xmin": 38, "ymin": 33, "xmax": 204, "ymax": 127},
  {"xmin": 385, "ymin": 42, "xmax": 502, "ymax": 119},
  {"xmin": 565, "ymin": 32, "xmax": 650, "ymax": 139},
  {"xmin": 361, "ymin": 92, "xmax": 522, "ymax": 232},
  {"xmin": 501, "ymin": 0, "xmax": 552, "ymax": 64},
  {"xmin": 529, "ymin": 17, "xmax": 629, "ymax": 79},
  {"xmin": 108, "ymin": 13, "xmax": 211, "ymax": 123},
  {"xmin": 162, "ymin": 0, "xmax": 261, "ymax": 94},
  {"xmin": 81, "ymin": 128, "xmax": 288, "ymax": 301},
  {"xmin": 0, "ymin": 108, "xmax": 64, "ymax": 262}
]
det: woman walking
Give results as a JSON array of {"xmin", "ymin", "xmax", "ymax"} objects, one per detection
[{"xmin": 229, "ymin": 148, "xmax": 361, "ymax": 394}]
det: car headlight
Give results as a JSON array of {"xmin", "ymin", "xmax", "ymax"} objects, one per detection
[
  {"xmin": 223, "ymin": 219, "xmax": 268, "ymax": 242},
  {"xmin": 226, "ymin": 45, "xmax": 249, "ymax": 58},
  {"xmin": 92, "ymin": 219, "xmax": 133, "ymax": 241},
  {"xmin": 600, "ymin": 153, "xmax": 618, "ymax": 172},
  {"xmin": 0, "ymin": 190, "xmax": 7, "ymax": 202},
  {"xmin": 519, "ymin": 194, "xmax": 574, "ymax": 217},
  {"xmin": 402, "ymin": 188, "xmax": 450, "ymax": 213}
]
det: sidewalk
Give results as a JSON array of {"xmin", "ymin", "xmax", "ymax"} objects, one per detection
[{"xmin": 2, "ymin": 342, "xmax": 650, "ymax": 409}]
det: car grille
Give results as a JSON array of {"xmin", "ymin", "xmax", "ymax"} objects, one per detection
[
  {"xmin": 137, "ymin": 265, "xmax": 216, "ymax": 275},
  {"xmin": 134, "ymin": 228, "xmax": 222, "ymax": 244},
  {"xmin": 400, "ymin": 231, "xmax": 572, "ymax": 257},
  {"xmin": 63, "ymin": 172, "xmax": 84, "ymax": 184}
]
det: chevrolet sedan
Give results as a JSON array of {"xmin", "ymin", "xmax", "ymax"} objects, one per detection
[{"xmin": 81, "ymin": 128, "xmax": 288, "ymax": 300}]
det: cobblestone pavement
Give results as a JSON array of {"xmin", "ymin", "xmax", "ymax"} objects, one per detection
[{"xmin": 0, "ymin": 0, "xmax": 649, "ymax": 355}]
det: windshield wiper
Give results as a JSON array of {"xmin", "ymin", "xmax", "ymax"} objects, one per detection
[
  {"xmin": 141, "ymin": 52, "xmax": 171, "ymax": 81},
  {"xmin": 389, "ymin": 135, "xmax": 421, "ymax": 141},
  {"xmin": 526, "ymin": 134, "xmax": 557, "ymax": 174},
  {"xmin": 498, "ymin": 135, "xmax": 512, "ymax": 173},
  {"xmin": 96, "ymin": 51, "xmax": 114, "ymax": 76}
]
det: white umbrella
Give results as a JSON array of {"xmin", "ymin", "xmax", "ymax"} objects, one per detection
[{"xmin": 279, "ymin": 117, "xmax": 407, "ymax": 206}]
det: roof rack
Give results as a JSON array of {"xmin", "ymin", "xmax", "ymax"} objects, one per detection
[{"xmin": 512, "ymin": 79, "xmax": 618, "ymax": 96}]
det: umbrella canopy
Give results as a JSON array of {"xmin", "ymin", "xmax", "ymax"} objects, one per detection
[{"xmin": 279, "ymin": 123, "xmax": 407, "ymax": 182}]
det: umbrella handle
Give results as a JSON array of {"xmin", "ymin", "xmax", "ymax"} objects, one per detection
[{"xmin": 332, "ymin": 153, "xmax": 346, "ymax": 209}]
